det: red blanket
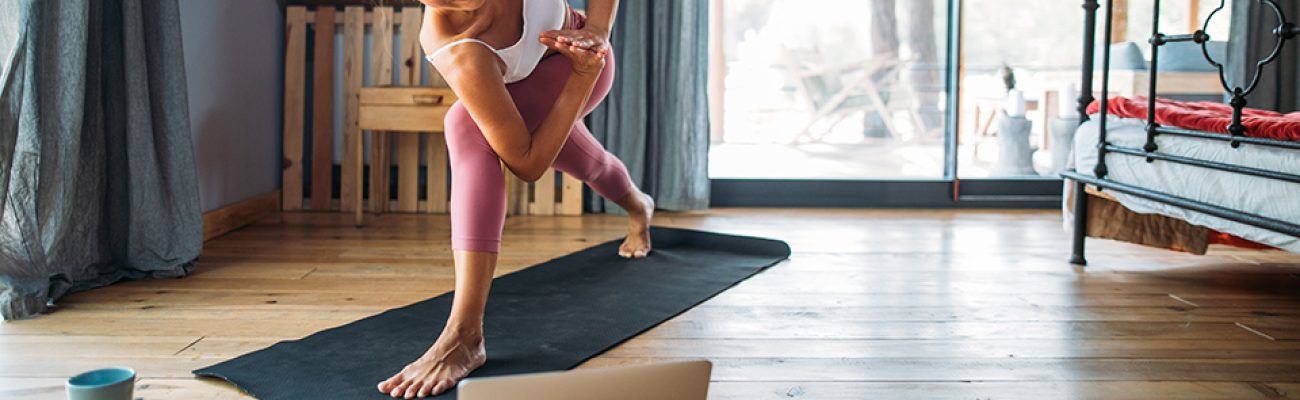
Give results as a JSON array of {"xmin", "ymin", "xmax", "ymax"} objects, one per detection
[{"xmin": 1086, "ymin": 96, "xmax": 1300, "ymax": 141}]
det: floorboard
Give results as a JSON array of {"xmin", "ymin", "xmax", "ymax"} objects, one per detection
[{"xmin": 2, "ymin": 209, "xmax": 1298, "ymax": 399}]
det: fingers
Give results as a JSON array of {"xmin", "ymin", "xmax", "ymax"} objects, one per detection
[
  {"xmin": 541, "ymin": 37, "xmax": 606, "ymax": 60},
  {"xmin": 539, "ymin": 35, "xmax": 562, "ymax": 50},
  {"xmin": 539, "ymin": 30, "xmax": 602, "ymax": 50}
]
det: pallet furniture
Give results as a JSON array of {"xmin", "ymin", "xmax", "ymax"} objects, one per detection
[{"xmin": 280, "ymin": 5, "xmax": 584, "ymax": 219}]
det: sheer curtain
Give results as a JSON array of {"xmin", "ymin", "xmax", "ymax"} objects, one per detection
[
  {"xmin": 0, "ymin": 0, "xmax": 201, "ymax": 319},
  {"xmin": 585, "ymin": 0, "xmax": 711, "ymax": 212}
]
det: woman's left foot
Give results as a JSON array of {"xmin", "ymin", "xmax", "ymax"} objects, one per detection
[
  {"xmin": 619, "ymin": 192, "xmax": 654, "ymax": 258},
  {"xmin": 377, "ymin": 326, "xmax": 486, "ymax": 398}
]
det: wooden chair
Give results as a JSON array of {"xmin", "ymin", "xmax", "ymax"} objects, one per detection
[
  {"xmin": 782, "ymin": 46, "xmax": 926, "ymax": 142},
  {"xmin": 356, "ymin": 86, "xmax": 458, "ymax": 227}
]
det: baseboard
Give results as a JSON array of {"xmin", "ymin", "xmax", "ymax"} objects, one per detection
[{"xmin": 203, "ymin": 190, "xmax": 281, "ymax": 241}]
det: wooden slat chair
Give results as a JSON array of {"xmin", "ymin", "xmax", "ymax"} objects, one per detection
[{"xmin": 356, "ymin": 87, "xmax": 458, "ymax": 226}]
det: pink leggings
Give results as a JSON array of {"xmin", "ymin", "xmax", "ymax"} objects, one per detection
[{"xmin": 443, "ymin": 49, "xmax": 632, "ymax": 253}]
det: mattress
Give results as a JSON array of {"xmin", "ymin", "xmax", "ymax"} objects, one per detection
[{"xmin": 1070, "ymin": 116, "xmax": 1300, "ymax": 253}]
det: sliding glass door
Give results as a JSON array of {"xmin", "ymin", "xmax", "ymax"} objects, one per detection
[
  {"xmin": 709, "ymin": 0, "xmax": 948, "ymax": 180},
  {"xmin": 708, "ymin": 0, "xmax": 1223, "ymax": 207}
]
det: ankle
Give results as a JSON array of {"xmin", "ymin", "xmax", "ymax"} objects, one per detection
[
  {"xmin": 442, "ymin": 321, "xmax": 483, "ymax": 339},
  {"xmin": 624, "ymin": 191, "xmax": 652, "ymax": 215}
]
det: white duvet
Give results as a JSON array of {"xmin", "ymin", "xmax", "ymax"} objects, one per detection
[{"xmin": 1070, "ymin": 116, "xmax": 1300, "ymax": 253}]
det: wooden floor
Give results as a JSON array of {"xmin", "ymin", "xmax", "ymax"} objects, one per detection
[{"xmin": 4, "ymin": 209, "xmax": 1300, "ymax": 399}]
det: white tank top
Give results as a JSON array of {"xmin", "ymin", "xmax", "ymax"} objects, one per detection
[{"xmin": 424, "ymin": 0, "xmax": 568, "ymax": 84}]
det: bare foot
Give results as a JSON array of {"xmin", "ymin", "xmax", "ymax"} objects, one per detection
[
  {"xmin": 619, "ymin": 191, "xmax": 654, "ymax": 258},
  {"xmin": 377, "ymin": 328, "xmax": 486, "ymax": 398}
]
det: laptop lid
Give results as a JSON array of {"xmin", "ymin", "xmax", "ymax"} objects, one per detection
[{"xmin": 457, "ymin": 360, "xmax": 712, "ymax": 400}]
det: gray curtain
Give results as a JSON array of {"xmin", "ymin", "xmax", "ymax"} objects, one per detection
[
  {"xmin": 1226, "ymin": 0, "xmax": 1300, "ymax": 112},
  {"xmin": 586, "ymin": 0, "xmax": 711, "ymax": 212},
  {"xmin": 0, "ymin": 0, "xmax": 202, "ymax": 320}
]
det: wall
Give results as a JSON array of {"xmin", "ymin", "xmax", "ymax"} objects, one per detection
[{"xmin": 180, "ymin": 0, "xmax": 282, "ymax": 212}]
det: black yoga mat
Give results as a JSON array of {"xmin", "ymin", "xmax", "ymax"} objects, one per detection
[{"xmin": 194, "ymin": 227, "xmax": 790, "ymax": 399}]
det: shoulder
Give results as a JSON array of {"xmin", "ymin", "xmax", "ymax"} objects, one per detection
[{"xmin": 431, "ymin": 42, "xmax": 504, "ymax": 85}]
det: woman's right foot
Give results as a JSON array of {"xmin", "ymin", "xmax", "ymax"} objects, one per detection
[
  {"xmin": 377, "ymin": 327, "xmax": 486, "ymax": 398},
  {"xmin": 619, "ymin": 191, "xmax": 654, "ymax": 258}
]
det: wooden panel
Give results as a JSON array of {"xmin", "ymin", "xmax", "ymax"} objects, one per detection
[
  {"xmin": 281, "ymin": 7, "xmax": 308, "ymax": 211},
  {"xmin": 369, "ymin": 7, "xmax": 394, "ymax": 213},
  {"xmin": 358, "ymin": 87, "xmax": 456, "ymax": 105},
  {"xmin": 395, "ymin": 7, "xmax": 423, "ymax": 213},
  {"xmin": 290, "ymin": 0, "xmax": 422, "ymax": 7},
  {"xmin": 506, "ymin": 174, "xmax": 529, "ymax": 216},
  {"xmin": 395, "ymin": 142, "xmax": 419, "ymax": 212},
  {"xmin": 340, "ymin": 7, "xmax": 364, "ymax": 213},
  {"xmin": 202, "ymin": 191, "xmax": 280, "ymax": 241},
  {"xmin": 358, "ymin": 105, "xmax": 451, "ymax": 132},
  {"xmin": 1189, "ymin": 0, "xmax": 1202, "ymax": 33},
  {"xmin": 1135, "ymin": 72, "xmax": 1225, "ymax": 95},
  {"xmin": 309, "ymin": 6, "xmax": 336, "ymax": 211},
  {"xmin": 1110, "ymin": 0, "xmax": 1128, "ymax": 43},
  {"xmin": 531, "ymin": 169, "xmax": 556, "ymax": 215},
  {"xmin": 560, "ymin": 173, "xmax": 583, "ymax": 215},
  {"xmin": 425, "ymin": 134, "xmax": 449, "ymax": 213},
  {"xmin": 424, "ymin": 5, "xmax": 449, "ymax": 215}
]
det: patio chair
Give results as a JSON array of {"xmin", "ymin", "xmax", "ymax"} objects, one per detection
[{"xmin": 781, "ymin": 46, "xmax": 927, "ymax": 143}]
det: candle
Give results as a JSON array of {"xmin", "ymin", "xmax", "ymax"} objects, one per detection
[
  {"xmin": 1059, "ymin": 83, "xmax": 1077, "ymax": 117},
  {"xmin": 1006, "ymin": 89, "xmax": 1025, "ymax": 117}
]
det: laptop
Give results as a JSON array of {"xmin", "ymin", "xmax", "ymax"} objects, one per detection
[{"xmin": 457, "ymin": 360, "xmax": 712, "ymax": 400}]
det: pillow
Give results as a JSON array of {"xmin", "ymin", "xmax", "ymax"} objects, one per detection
[
  {"xmin": 1094, "ymin": 42, "xmax": 1148, "ymax": 71},
  {"xmin": 1156, "ymin": 40, "xmax": 1227, "ymax": 72}
]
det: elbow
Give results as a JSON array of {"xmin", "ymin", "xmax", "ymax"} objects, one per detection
[{"xmin": 506, "ymin": 160, "xmax": 547, "ymax": 182}]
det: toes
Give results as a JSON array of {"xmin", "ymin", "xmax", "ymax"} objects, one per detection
[
  {"xmin": 633, "ymin": 249, "xmax": 648, "ymax": 258},
  {"xmin": 416, "ymin": 381, "xmax": 434, "ymax": 398},
  {"xmin": 378, "ymin": 375, "xmax": 401, "ymax": 394},
  {"xmin": 389, "ymin": 381, "xmax": 411, "ymax": 398},
  {"xmin": 432, "ymin": 378, "xmax": 457, "ymax": 396},
  {"xmin": 430, "ymin": 381, "xmax": 448, "ymax": 396}
]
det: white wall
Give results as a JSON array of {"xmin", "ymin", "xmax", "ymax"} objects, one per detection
[{"xmin": 179, "ymin": 0, "xmax": 282, "ymax": 212}]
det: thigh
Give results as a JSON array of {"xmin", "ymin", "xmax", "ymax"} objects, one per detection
[{"xmin": 505, "ymin": 51, "xmax": 615, "ymax": 133}]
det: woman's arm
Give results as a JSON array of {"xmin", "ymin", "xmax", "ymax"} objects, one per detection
[
  {"xmin": 434, "ymin": 44, "xmax": 605, "ymax": 182},
  {"xmin": 540, "ymin": 0, "xmax": 619, "ymax": 50},
  {"xmin": 581, "ymin": 0, "xmax": 618, "ymax": 38}
]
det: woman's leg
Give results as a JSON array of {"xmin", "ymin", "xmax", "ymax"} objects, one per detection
[
  {"xmin": 377, "ymin": 251, "xmax": 493, "ymax": 398},
  {"xmin": 380, "ymin": 49, "xmax": 650, "ymax": 398},
  {"xmin": 378, "ymin": 103, "xmax": 501, "ymax": 398},
  {"xmin": 551, "ymin": 120, "xmax": 655, "ymax": 257},
  {"xmin": 514, "ymin": 51, "xmax": 655, "ymax": 257}
]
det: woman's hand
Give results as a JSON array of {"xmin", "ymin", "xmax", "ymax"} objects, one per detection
[{"xmin": 539, "ymin": 29, "xmax": 608, "ymax": 76}]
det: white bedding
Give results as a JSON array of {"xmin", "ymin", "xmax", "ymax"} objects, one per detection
[{"xmin": 1070, "ymin": 116, "xmax": 1300, "ymax": 253}]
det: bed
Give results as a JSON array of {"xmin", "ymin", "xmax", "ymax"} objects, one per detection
[
  {"xmin": 1069, "ymin": 115, "xmax": 1300, "ymax": 253},
  {"xmin": 1061, "ymin": 0, "xmax": 1300, "ymax": 264}
]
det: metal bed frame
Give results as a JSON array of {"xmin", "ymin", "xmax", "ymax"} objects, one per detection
[{"xmin": 1063, "ymin": 0, "xmax": 1300, "ymax": 265}]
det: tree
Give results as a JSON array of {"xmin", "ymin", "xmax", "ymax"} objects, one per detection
[
  {"xmin": 905, "ymin": 0, "xmax": 943, "ymax": 137},
  {"xmin": 864, "ymin": 0, "xmax": 899, "ymax": 138},
  {"xmin": 865, "ymin": 0, "xmax": 941, "ymax": 139}
]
